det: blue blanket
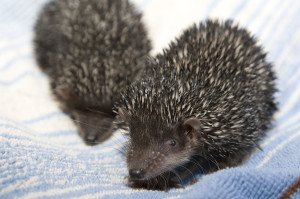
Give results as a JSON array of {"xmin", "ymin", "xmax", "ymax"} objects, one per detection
[{"xmin": 1, "ymin": 0, "xmax": 300, "ymax": 198}]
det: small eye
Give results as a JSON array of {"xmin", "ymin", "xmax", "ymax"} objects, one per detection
[{"xmin": 168, "ymin": 139, "xmax": 177, "ymax": 147}]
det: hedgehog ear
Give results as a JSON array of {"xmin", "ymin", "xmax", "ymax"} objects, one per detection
[
  {"xmin": 118, "ymin": 108, "xmax": 130, "ymax": 122},
  {"xmin": 183, "ymin": 118, "xmax": 201, "ymax": 138}
]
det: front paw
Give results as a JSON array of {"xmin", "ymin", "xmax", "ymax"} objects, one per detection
[{"xmin": 127, "ymin": 175, "xmax": 184, "ymax": 191}]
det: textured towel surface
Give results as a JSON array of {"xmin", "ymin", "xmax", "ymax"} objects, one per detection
[{"xmin": 1, "ymin": 0, "xmax": 300, "ymax": 198}]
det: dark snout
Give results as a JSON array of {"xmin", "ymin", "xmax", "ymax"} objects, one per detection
[
  {"xmin": 84, "ymin": 134, "xmax": 100, "ymax": 145},
  {"xmin": 80, "ymin": 122, "xmax": 113, "ymax": 146},
  {"xmin": 72, "ymin": 111, "xmax": 115, "ymax": 145},
  {"xmin": 129, "ymin": 168, "xmax": 145, "ymax": 180}
]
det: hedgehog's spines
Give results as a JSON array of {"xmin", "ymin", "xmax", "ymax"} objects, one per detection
[
  {"xmin": 34, "ymin": 0, "xmax": 151, "ymax": 145},
  {"xmin": 119, "ymin": 19, "xmax": 276, "ymax": 170}
]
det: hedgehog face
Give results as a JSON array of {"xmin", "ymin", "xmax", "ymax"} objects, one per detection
[
  {"xmin": 71, "ymin": 110, "xmax": 114, "ymax": 145},
  {"xmin": 119, "ymin": 108, "xmax": 201, "ymax": 180},
  {"xmin": 54, "ymin": 84, "xmax": 115, "ymax": 145}
]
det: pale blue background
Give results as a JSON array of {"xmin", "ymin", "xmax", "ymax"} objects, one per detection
[{"xmin": 1, "ymin": 0, "xmax": 300, "ymax": 198}]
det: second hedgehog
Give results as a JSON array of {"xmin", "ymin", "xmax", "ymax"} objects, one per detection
[
  {"xmin": 118, "ymin": 20, "xmax": 277, "ymax": 190},
  {"xmin": 34, "ymin": 0, "xmax": 151, "ymax": 145}
]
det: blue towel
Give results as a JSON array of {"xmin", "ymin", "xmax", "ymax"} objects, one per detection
[{"xmin": 1, "ymin": 0, "xmax": 300, "ymax": 198}]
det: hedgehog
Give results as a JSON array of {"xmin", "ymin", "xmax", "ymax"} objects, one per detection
[
  {"xmin": 34, "ymin": 0, "xmax": 151, "ymax": 145},
  {"xmin": 117, "ymin": 20, "xmax": 277, "ymax": 190}
]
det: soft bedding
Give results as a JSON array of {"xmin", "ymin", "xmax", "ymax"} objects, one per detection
[{"xmin": 1, "ymin": 0, "xmax": 300, "ymax": 198}]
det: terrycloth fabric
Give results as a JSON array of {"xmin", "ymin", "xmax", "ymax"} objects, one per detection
[{"xmin": 1, "ymin": 0, "xmax": 300, "ymax": 198}]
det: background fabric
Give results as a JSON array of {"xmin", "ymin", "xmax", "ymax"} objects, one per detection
[{"xmin": 1, "ymin": 0, "xmax": 300, "ymax": 198}]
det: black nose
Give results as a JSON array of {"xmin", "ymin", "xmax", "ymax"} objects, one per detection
[
  {"xmin": 129, "ymin": 168, "xmax": 145, "ymax": 180},
  {"xmin": 86, "ymin": 135, "xmax": 96, "ymax": 141},
  {"xmin": 84, "ymin": 134, "xmax": 97, "ymax": 145}
]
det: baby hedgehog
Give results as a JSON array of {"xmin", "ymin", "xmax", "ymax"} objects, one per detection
[
  {"xmin": 118, "ymin": 20, "xmax": 277, "ymax": 190},
  {"xmin": 34, "ymin": 0, "xmax": 151, "ymax": 145}
]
